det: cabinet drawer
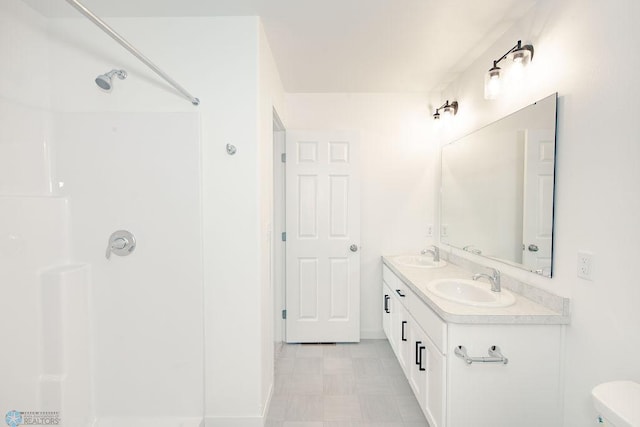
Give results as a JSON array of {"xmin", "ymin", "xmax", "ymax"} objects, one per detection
[
  {"xmin": 383, "ymin": 265, "xmax": 401, "ymax": 288},
  {"xmin": 409, "ymin": 297, "xmax": 447, "ymax": 355},
  {"xmin": 383, "ymin": 266, "xmax": 409, "ymax": 307}
]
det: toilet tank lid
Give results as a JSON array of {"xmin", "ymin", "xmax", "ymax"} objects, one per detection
[{"xmin": 592, "ymin": 381, "xmax": 640, "ymax": 427}]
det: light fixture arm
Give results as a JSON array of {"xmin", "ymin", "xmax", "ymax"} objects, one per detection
[
  {"xmin": 484, "ymin": 39, "xmax": 534, "ymax": 100},
  {"xmin": 492, "ymin": 40, "xmax": 534, "ymax": 69},
  {"xmin": 433, "ymin": 100, "xmax": 459, "ymax": 119}
]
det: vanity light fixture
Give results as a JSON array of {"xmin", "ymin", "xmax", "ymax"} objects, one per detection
[
  {"xmin": 484, "ymin": 40, "xmax": 534, "ymax": 100},
  {"xmin": 433, "ymin": 100, "xmax": 458, "ymax": 120}
]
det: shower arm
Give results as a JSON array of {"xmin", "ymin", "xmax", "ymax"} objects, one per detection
[{"xmin": 65, "ymin": 0, "xmax": 200, "ymax": 106}]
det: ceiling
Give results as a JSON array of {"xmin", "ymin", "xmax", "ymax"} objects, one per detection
[{"xmin": 23, "ymin": 0, "xmax": 537, "ymax": 93}]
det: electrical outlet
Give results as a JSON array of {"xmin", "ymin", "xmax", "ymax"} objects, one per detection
[
  {"xmin": 441, "ymin": 224, "xmax": 449, "ymax": 237},
  {"xmin": 577, "ymin": 251, "xmax": 594, "ymax": 280},
  {"xmin": 426, "ymin": 224, "xmax": 433, "ymax": 237}
]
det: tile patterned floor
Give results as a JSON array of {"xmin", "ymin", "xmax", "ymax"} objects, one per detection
[{"xmin": 266, "ymin": 339, "xmax": 430, "ymax": 427}]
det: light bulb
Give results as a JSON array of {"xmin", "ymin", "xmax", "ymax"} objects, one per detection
[
  {"xmin": 442, "ymin": 106, "xmax": 453, "ymax": 119},
  {"xmin": 484, "ymin": 66, "xmax": 502, "ymax": 100},
  {"xmin": 508, "ymin": 47, "xmax": 532, "ymax": 66}
]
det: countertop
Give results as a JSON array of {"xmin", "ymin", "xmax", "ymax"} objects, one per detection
[{"xmin": 382, "ymin": 255, "xmax": 570, "ymax": 325}]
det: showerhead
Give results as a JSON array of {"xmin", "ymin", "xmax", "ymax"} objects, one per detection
[{"xmin": 95, "ymin": 69, "xmax": 127, "ymax": 92}]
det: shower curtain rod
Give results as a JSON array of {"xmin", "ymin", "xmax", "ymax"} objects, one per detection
[{"xmin": 65, "ymin": 0, "xmax": 200, "ymax": 106}]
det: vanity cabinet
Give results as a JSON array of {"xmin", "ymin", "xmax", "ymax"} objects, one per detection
[
  {"xmin": 383, "ymin": 266, "xmax": 446, "ymax": 427},
  {"xmin": 382, "ymin": 264, "xmax": 564, "ymax": 427}
]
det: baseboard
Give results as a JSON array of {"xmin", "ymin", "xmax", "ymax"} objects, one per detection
[
  {"xmin": 262, "ymin": 383, "xmax": 274, "ymax": 420},
  {"xmin": 361, "ymin": 329, "xmax": 386, "ymax": 339},
  {"xmin": 204, "ymin": 383, "xmax": 273, "ymax": 427}
]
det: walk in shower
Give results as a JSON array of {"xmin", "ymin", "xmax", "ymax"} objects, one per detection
[{"xmin": 1, "ymin": 0, "xmax": 205, "ymax": 425}]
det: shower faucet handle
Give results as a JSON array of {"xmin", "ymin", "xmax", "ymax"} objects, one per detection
[{"xmin": 105, "ymin": 230, "xmax": 136, "ymax": 260}]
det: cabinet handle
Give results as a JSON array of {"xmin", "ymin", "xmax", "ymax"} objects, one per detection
[
  {"xmin": 395, "ymin": 289, "xmax": 405, "ymax": 297},
  {"xmin": 415, "ymin": 341, "xmax": 422, "ymax": 365},
  {"xmin": 401, "ymin": 321, "xmax": 407, "ymax": 341},
  {"xmin": 384, "ymin": 295, "xmax": 390, "ymax": 313},
  {"xmin": 418, "ymin": 345, "xmax": 426, "ymax": 371}
]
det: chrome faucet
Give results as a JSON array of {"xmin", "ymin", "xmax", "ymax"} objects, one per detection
[
  {"xmin": 420, "ymin": 245, "xmax": 440, "ymax": 262},
  {"xmin": 472, "ymin": 268, "xmax": 501, "ymax": 292}
]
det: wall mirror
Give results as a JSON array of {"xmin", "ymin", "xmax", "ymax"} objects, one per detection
[{"xmin": 440, "ymin": 93, "xmax": 557, "ymax": 277}]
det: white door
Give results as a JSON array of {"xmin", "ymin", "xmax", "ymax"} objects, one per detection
[
  {"xmin": 522, "ymin": 129, "xmax": 555, "ymax": 275},
  {"xmin": 285, "ymin": 130, "xmax": 360, "ymax": 343}
]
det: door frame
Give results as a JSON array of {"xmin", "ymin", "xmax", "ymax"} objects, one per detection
[{"xmin": 272, "ymin": 109, "xmax": 286, "ymax": 355}]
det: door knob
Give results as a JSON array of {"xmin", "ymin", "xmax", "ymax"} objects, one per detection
[
  {"xmin": 528, "ymin": 244, "xmax": 539, "ymax": 252},
  {"xmin": 350, "ymin": 244, "xmax": 358, "ymax": 252}
]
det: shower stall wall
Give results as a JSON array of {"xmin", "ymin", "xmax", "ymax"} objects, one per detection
[
  {"xmin": 3, "ymin": 0, "xmax": 276, "ymax": 424},
  {"xmin": 1, "ymin": 2, "xmax": 204, "ymax": 425},
  {"xmin": 52, "ymin": 112, "xmax": 204, "ymax": 426}
]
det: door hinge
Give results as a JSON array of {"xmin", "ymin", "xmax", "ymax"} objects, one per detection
[
  {"xmin": 281, "ymin": 153, "xmax": 286, "ymax": 163},
  {"xmin": 281, "ymin": 232, "xmax": 286, "ymax": 242},
  {"xmin": 282, "ymin": 309, "xmax": 287, "ymax": 319}
]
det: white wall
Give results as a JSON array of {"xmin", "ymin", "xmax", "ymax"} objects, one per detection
[
  {"xmin": 284, "ymin": 93, "xmax": 435, "ymax": 338},
  {"xmin": 435, "ymin": 0, "xmax": 640, "ymax": 425}
]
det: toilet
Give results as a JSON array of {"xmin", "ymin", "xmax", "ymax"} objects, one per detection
[{"xmin": 592, "ymin": 381, "xmax": 640, "ymax": 426}]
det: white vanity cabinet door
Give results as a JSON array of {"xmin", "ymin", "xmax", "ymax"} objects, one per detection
[
  {"xmin": 409, "ymin": 320, "xmax": 446, "ymax": 427},
  {"xmin": 394, "ymin": 303, "xmax": 410, "ymax": 375},
  {"xmin": 384, "ymin": 280, "xmax": 407, "ymax": 362},
  {"xmin": 382, "ymin": 281, "xmax": 393, "ymax": 345},
  {"xmin": 408, "ymin": 321, "xmax": 427, "ymax": 400},
  {"xmin": 389, "ymin": 295, "xmax": 400, "ymax": 352}
]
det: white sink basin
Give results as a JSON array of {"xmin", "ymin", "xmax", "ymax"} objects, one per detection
[
  {"xmin": 394, "ymin": 255, "xmax": 447, "ymax": 269},
  {"xmin": 426, "ymin": 278, "xmax": 515, "ymax": 307}
]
